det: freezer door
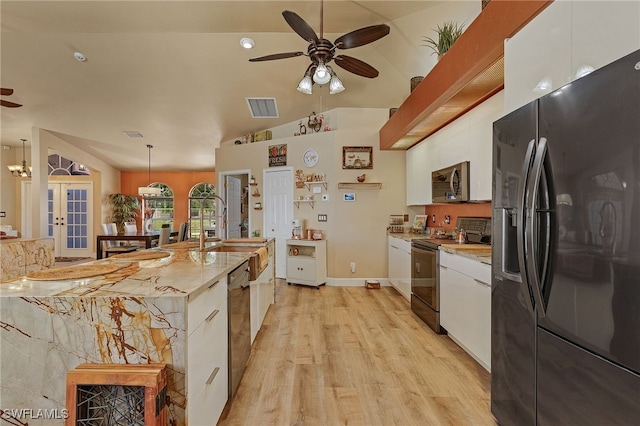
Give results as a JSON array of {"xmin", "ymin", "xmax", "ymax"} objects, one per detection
[{"xmin": 537, "ymin": 48, "xmax": 640, "ymax": 375}]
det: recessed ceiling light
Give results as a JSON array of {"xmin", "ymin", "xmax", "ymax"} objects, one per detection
[
  {"xmin": 123, "ymin": 131, "xmax": 144, "ymax": 138},
  {"xmin": 73, "ymin": 51, "xmax": 87, "ymax": 62},
  {"xmin": 240, "ymin": 38, "xmax": 255, "ymax": 49}
]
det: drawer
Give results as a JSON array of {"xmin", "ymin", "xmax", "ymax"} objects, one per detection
[
  {"xmin": 188, "ymin": 275, "xmax": 226, "ymax": 333},
  {"xmin": 187, "ymin": 301, "xmax": 228, "ymax": 398},
  {"xmin": 188, "ymin": 361, "xmax": 229, "ymax": 425},
  {"xmin": 440, "ymin": 250, "xmax": 491, "ymax": 285}
]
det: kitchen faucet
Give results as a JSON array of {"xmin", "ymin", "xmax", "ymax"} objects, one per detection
[{"xmin": 199, "ymin": 194, "xmax": 226, "ymax": 251}]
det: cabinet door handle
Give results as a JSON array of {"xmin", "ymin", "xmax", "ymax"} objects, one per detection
[
  {"xmin": 474, "ymin": 278, "xmax": 490, "ymax": 287},
  {"xmin": 206, "ymin": 366, "xmax": 220, "ymax": 385},
  {"xmin": 205, "ymin": 309, "xmax": 219, "ymax": 322},
  {"xmin": 208, "ymin": 280, "xmax": 220, "ymax": 289}
]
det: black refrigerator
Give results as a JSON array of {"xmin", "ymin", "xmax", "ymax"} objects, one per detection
[{"xmin": 492, "ymin": 48, "xmax": 640, "ymax": 425}]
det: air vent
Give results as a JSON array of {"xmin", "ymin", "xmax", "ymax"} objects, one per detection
[
  {"xmin": 246, "ymin": 98, "xmax": 278, "ymax": 118},
  {"xmin": 123, "ymin": 131, "xmax": 144, "ymax": 138}
]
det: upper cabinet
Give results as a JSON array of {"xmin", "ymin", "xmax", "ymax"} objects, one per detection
[
  {"xmin": 504, "ymin": 1, "xmax": 640, "ymax": 113},
  {"xmin": 379, "ymin": 0, "xmax": 553, "ymax": 151}
]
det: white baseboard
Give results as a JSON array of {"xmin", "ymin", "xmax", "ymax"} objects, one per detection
[{"xmin": 326, "ymin": 278, "xmax": 391, "ymax": 287}]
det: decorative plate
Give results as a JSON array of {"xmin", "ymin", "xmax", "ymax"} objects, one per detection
[{"xmin": 303, "ymin": 149, "xmax": 319, "ymax": 167}]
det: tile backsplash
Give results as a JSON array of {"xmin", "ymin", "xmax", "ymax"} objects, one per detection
[{"xmin": 423, "ymin": 202, "xmax": 492, "ymax": 232}]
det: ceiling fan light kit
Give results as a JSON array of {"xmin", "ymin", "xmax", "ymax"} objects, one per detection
[
  {"xmin": 249, "ymin": 0, "xmax": 389, "ymax": 95},
  {"xmin": 7, "ymin": 139, "xmax": 32, "ymax": 178}
]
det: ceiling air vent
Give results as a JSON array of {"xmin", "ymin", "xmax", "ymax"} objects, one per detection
[{"xmin": 246, "ymin": 97, "xmax": 278, "ymax": 118}]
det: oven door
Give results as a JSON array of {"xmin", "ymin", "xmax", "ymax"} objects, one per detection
[{"xmin": 411, "ymin": 244, "xmax": 439, "ymax": 310}]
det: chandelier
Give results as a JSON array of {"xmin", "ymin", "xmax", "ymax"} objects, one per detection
[
  {"xmin": 138, "ymin": 144, "xmax": 161, "ymax": 197},
  {"xmin": 7, "ymin": 139, "xmax": 32, "ymax": 178}
]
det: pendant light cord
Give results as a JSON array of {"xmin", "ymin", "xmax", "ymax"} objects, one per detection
[{"xmin": 147, "ymin": 144, "xmax": 153, "ymax": 186}]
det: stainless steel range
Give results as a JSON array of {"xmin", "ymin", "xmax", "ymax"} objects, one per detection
[{"xmin": 411, "ymin": 216, "xmax": 491, "ymax": 333}]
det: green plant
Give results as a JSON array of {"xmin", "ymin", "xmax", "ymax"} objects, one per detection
[
  {"xmin": 422, "ymin": 21, "xmax": 465, "ymax": 57},
  {"xmin": 106, "ymin": 193, "xmax": 140, "ymax": 234}
]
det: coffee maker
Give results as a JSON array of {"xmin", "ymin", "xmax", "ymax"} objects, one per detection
[{"xmin": 291, "ymin": 219, "xmax": 304, "ymax": 240}]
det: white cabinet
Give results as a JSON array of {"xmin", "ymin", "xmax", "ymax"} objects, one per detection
[
  {"xmin": 406, "ymin": 141, "xmax": 431, "ymax": 205},
  {"xmin": 505, "ymin": 1, "xmax": 640, "ymax": 113},
  {"xmin": 387, "ymin": 236, "xmax": 411, "ymax": 300},
  {"xmin": 286, "ymin": 239, "xmax": 327, "ymax": 288},
  {"xmin": 250, "ymin": 245, "xmax": 275, "ymax": 343},
  {"xmin": 187, "ymin": 275, "xmax": 228, "ymax": 423},
  {"xmin": 439, "ymin": 250, "xmax": 491, "ymax": 371}
]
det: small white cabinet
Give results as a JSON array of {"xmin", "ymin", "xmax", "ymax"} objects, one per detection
[
  {"xmin": 387, "ymin": 236, "xmax": 411, "ymax": 300},
  {"xmin": 439, "ymin": 250, "xmax": 491, "ymax": 371},
  {"xmin": 187, "ymin": 274, "xmax": 229, "ymax": 423},
  {"xmin": 286, "ymin": 239, "xmax": 327, "ymax": 288}
]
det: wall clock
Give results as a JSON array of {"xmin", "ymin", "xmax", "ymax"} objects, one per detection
[{"xmin": 303, "ymin": 149, "xmax": 319, "ymax": 167}]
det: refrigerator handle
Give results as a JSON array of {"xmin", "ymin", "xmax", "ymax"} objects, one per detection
[
  {"xmin": 525, "ymin": 137, "xmax": 550, "ymax": 318},
  {"xmin": 516, "ymin": 139, "xmax": 537, "ymax": 313}
]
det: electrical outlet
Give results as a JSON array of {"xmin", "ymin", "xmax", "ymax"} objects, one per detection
[
  {"xmin": 321, "ymin": 194, "xmax": 329, "ymax": 201},
  {"xmin": 350, "ymin": 262, "xmax": 356, "ymax": 273},
  {"xmin": 431, "ymin": 214, "xmax": 436, "ymax": 223},
  {"xmin": 318, "ymin": 214, "xmax": 327, "ymax": 222},
  {"xmin": 444, "ymin": 215, "xmax": 451, "ymax": 224}
]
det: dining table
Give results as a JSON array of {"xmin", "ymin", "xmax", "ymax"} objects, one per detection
[{"xmin": 96, "ymin": 231, "xmax": 177, "ymax": 260}]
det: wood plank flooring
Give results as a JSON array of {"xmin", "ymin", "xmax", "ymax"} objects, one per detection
[{"xmin": 219, "ymin": 280, "xmax": 495, "ymax": 426}]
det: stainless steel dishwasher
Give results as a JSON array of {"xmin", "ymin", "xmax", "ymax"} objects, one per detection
[{"xmin": 228, "ymin": 260, "xmax": 250, "ymax": 398}]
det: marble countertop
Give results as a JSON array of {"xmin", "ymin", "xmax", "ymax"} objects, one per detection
[
  {"xmin": 0, "ymin": 246, "xmax": 252, "ymax": 299},
  {"xmin": 439, "ymin": 243, "xmax": 492, "ymax": 265}
]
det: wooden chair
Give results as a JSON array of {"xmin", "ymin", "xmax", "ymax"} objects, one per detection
[{"xmin": 101, "ymin": 223, "xmax": 137, "ymax": 258}]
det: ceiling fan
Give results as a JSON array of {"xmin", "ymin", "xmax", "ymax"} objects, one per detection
[
  {"xmin": 249, "ymin": 0, "xmax": 390, "ymax": 94},
  {"xmin": 1, "ymin": 88, "xmax": 22, "ymax": 108}
]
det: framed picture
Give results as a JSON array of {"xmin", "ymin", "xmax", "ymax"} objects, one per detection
[
  {"xmin": 343, "ymin": 193, "xmax": 356, "ymax": 202},
  {"xmin": 413, "ymin": 215, "xmax": 428, "ymax": 232},
  {"xmin": 343, "ymin": 146, "xmax": 373, "ymax": 169}
]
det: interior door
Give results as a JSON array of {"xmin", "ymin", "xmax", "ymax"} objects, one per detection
[
  {"xmin": 263, "ymin": 168, "xmax": 293, "ymax": 278},
  {"xmin": 47, "ymin": 183, "xmax": 93, "ymax": 257},
  {"xmin": 226, "ymin": 176, "xmax": 242, "ymax": 238}
]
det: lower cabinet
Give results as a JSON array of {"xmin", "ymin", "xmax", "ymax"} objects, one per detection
[
  {"xmin": 286, "ymin": 239, "xmax": 327, "ymax": 288},
  {"xmin": 187, "ymin": 275, "xmax": 229, "ymax": 423},
  {"xmin": 388, "ymin": 236, "xmax": 411, "ymax": 300},
  {"xmin": 439, "ymin": 250, "xmax": 491, "ymax": 371}
]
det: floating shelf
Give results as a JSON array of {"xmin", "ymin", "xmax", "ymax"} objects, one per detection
[
  {"xmin": 293, "ymin": 200, "xmax": 315, "ymax": 209},
  {"xmin": 338, "ymin": 182, "xmax": 382, "ymax": 190},
  {"xmin": 303, "ymin": 181, "xmax": 328, "ymax": 191}
]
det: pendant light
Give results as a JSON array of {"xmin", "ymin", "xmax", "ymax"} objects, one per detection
[
  {"xmin": 7, "ymin": 139, "xmax": 32, "ymax": 178},
  {"xmin": 138, "ymin": 144, "xmax": 161, "ymax": 197}
]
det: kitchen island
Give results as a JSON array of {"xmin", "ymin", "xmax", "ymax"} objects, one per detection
[{"xmin": 0, "ymin": 238, "xmax": 274, "ymax": 425}]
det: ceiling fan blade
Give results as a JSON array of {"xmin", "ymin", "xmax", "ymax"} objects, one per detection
[
  {"xmin": 249, "ymin": 51, "xmax": 305, "ymax": 62},
  {"xmin": 1, "ymin": 88, "xmax": 14, "ymax": 96},
  {"xmin": 335, "ymin": 24, "xmax": 390, "ymax": 49},
  {"xmin": 0, "ymin": 99, "xmax": 22, "ymax": 108},
  {"xmin": 283, "ymin": 10, "xmax": 319, "ymax": 43},
  {"xmin": 334, "ymin": 55, "xmax": 379, "ymax": 78}
]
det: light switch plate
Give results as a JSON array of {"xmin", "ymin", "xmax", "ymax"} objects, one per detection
[
  {"xmin": 318, "ymin": 214, "xmax": 328, "ymax": 222},
  {"xmin": 312, "ymin": 186, "xmax": 322, "ymax": 194},
  {"xmin": 0, "ymin": 212, "xmax": 5, "ymax": 217}
]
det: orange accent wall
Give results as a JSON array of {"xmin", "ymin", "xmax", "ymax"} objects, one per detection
[
  {"xmin": 424, "ymin": 202, "xmax": 492, "ymax": 232},
  {"xmin": 120, "ymin": 171, "xmax": 216, "ymax": 229}
]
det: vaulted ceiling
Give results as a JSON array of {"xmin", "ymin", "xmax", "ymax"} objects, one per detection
[{"xmin": 1, "ymin": 1, "xmax": 480, "ymax": 171}]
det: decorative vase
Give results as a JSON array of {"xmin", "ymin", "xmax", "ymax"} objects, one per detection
[{"xmin": 410, "ymin": 76, "xmax": 424, "ymax": 92}]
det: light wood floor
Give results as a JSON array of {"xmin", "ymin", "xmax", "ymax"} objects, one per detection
[{"xmin": 219, "ymin": 280, "xmax": 495, "ymax": 426}]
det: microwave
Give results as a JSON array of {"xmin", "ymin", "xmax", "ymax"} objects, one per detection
[{"xmin": 432, "ymin": 161, "xmax": 470, "ymax": 203}]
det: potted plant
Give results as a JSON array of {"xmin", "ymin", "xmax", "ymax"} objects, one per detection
[
  {"xmin": 106, "ymin": 193, "xmax": 140, "ymax": 234},
  {"xmin": 422, "ymin": 21, "xmax": 465, "ymax": 58}
]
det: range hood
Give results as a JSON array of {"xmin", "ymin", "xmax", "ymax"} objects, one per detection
[{"xmin": 379, "ymin": 0, "xmax": 553, "ymax": 151}]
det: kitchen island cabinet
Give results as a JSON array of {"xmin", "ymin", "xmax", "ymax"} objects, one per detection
[
  {"xmin": 387, "ymin": 235, "xmax": 411, "ymax": 300},
  {"xmin": 0, "ymin": 243, "xmax": 263, "ymax": 425},
  {"xmin": 439, "ymin": 249, "xmax": 491, "ymax": 371}
]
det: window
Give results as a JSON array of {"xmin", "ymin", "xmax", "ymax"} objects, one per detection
[
  {"xmin": 189, "ymin": 183, "xmax": 216, "ymax": 239},
  {"xmin": 144, "ymin": 183, "xmax": 173, "ymax": 231}
]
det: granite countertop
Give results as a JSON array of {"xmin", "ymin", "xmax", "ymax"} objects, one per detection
[
  {"xmin": 439, "ymin": 243, "xmax": 492, "ymax": 265},
  {"xmin": 0, "ymin": 246, "xmax": 252, "ymax": 299},
  {"xmin": 387, "ymin": 232, "xmax": 426, "ymax": 242}
]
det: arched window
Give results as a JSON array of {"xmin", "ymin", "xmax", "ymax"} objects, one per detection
[
  {"xmin": 144, "ymin": 183, "xmax": 174, "ymax": 231},
  {"xmin": 189, "ymin": 183, "xmax": 216, "ymax": 239}
]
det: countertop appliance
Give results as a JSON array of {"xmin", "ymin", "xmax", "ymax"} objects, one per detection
[
  {"xmin": 228, "ymin": 260, "xmax": 250, "ymax": 398},
  {"xmin": 492, "ymin": 48, "xmax": 640, "ymax": 425},
  {"xmin": 432, "ymin": 161, "xmax": 470, "ymax": 203},
  {"xmin": 411, "ymin": 216, "xmax": 491, "ymax": 333}
]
